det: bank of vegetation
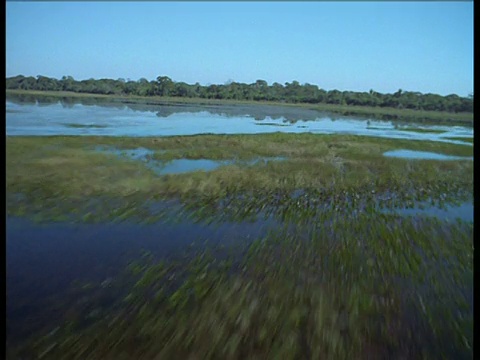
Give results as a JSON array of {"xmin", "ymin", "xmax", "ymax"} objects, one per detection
[{"xmin": 6, "ymin": 75, "xmax": 473, "ymax": 114}]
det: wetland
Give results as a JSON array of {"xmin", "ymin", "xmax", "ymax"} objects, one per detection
[
  {"xmin": 5, "ymin": 94, "xmax": 474, "ymax": 359},
  {"xmin": 6, "ymin": 93, "xmax": 473, "ymax": 145}
]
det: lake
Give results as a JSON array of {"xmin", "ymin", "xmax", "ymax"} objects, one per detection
[{"xmin": 6, "ymin": 94, "xmax": 473, "ymax": 145}]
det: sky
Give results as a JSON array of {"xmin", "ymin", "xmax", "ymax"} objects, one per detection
[{"xmin": 6, "ymin": 1, "xmax": 474, "ymax": 96}]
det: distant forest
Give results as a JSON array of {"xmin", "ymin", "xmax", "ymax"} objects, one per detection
[{"xmin": 6, "ymin": 75, "xmax": 473, "ymax": 113}]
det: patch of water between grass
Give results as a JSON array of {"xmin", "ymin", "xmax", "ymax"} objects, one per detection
[
  {"xmin": 383, "ymin": 149, "xmax": 473, "ymax": 161},
  {"xmin": 95, "ymin": 146, "xmax": 286, "ymax": 175}
]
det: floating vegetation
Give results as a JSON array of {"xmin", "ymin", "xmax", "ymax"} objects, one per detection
[
  {"xmin": 396, "ymin": 126, "xmax": 447, "ymax": 134},
  {"xmin": 443, "ymin": 136, "xmax": 474, "ymax": 144},
  {"xmin": 366, "ymin": 126, "xmax": 391, "ymax": 130},
  {"xmin": 61, "ymin": 123, "xmax": 108, "ymax": 128},
  {"xmin": 255, "ymin": 122, "xmax": 291, "ymax": 127}
]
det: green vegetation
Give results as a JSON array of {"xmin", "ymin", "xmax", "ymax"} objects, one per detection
[
  {"xmin": 6, "ymin": 133, "xmax": 473, "ymax": 358},
  {"xmin": 6, "ymin": 89, "xmax": 474, "ymax": 125},
  {"xmin": 255, "ymin": 122, "xmax": 291, "ymax": 127},
  {"xmin": 62, "ymin": 123, "xmax": 108, "ymax": 128},
  {"xmin": 7, "ymin": 216, "xmax": 472, "ymax": 359},
  {"xmin": 395, "ymin": 127, "xmax": 447, "ymax": 134},
  {"xmin": 6, "ymin": 73, "xmax": 473, "ymax": 122},
  {"xmin": 8, "ymin": 89, "xmax": 474, "ymax": 126},
  {"xmin": 6, "ymin": 133, "xmax": 473, "ymax": 222},
  {"xmin": 443, "ymin": 136, "xmax": 474, "ymax": 144}
]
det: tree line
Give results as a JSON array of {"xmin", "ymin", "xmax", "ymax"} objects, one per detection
[{"xmin": 6, "ymin": 75, "xmax": 473, "ymax": 113}]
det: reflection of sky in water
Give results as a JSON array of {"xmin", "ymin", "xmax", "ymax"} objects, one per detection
[
  {"xmin": 6, "ymin": 100, "xmax": 473, "ymax": 146},
  {"xmin": 383, "ymin": 149, "xmax": 473, "ymax": 161},
  {"xmin": 95, "ymin": 146, "xmax": 285, "ymax": 175},
  {"xmin": 384, "ymin": 201, "xmax": 473, "ymax": 223}
]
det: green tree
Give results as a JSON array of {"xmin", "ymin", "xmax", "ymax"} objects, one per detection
[{"xmin": 156, "ymin": 76, "xmax": 174, "ymax": 96}]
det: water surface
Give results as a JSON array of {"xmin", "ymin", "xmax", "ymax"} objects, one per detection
[
  {"xmin": 383, "ymin": 149, "xmax": 474, "ymax": 161},
  {"xmin": 6, "ymin": 95, "xmax": 473, "ymax": 145},
  {"xmin": 96, "ymin": 146, "xmax": 286, "ymax": 175},
  {"xmin": 6, "ymin": 93, "xmax": 474, "ymax": 352},
  {"xmin": 382, "ymin": 201, "xmax": 473, "ymax": 222},
  {"xmin": 6, "ymin": 213, "xmax": 280, "ymax": 342},
  {"xmin": 6, "ymin": 192, "xmax": 473, "ymax": 346}
]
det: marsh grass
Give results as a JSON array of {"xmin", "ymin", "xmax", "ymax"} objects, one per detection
[
  {"xmin": 9, "ymin": 215, "xmax": 472, "ymax": 359},
  {"xmin": 442, "ymin": 136, "xmax": 474, "ymax": 144},
  {"xmin": 6, "ymin": 134, "xmax": 473, "ymax": 205},
  {"xmin": 255, "ymin": 122, "xmax": 291, "ymax": 127},
  {"xmin": 6, "ymin": 133, "xmax": 473, "ymax": 358},
  {"xmin": 394, "ymin": 127, "xmax": 447, "ymax": 134},
  {"xmin": 61, "ymin": 123, "xmax": 108, "ymax": 128},
  {"xmin": 6, "ymin": 134, "xmax": 473, "ymax": 223}
]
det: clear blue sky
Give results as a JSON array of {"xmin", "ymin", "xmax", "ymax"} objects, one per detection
[{"xmin": 6, "ymin": 1, "xmax": 474, "ymax": 96}]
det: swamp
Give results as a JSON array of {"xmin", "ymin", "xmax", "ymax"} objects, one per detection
[{"xmin": 6, "ymin": 93, "xmax": 474, "ymax": 359}]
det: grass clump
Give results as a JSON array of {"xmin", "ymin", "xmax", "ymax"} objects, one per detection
[
  {"xmin": 6, "ymin": 133, "xmax": 473, "ymax": 223},
  {"xmin": 442, "ymin": 136, "xmax": 473, "ymax": 144},
  {"xmin": 394, "ymin": 126, "xmax": 447, "ymax": 134}
]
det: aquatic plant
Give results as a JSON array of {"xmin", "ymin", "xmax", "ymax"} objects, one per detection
[{"xmin": 6, "ymin": 133, "xmax": 473, "ymax": 358}]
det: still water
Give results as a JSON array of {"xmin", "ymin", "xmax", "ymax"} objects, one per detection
[
  {"xmin": 6, "ymin": 94, "xmax": 474, "ymax": 352},
  {"xmin": 95, "ymin": 145, "xmax": 286, "ymax": 175},
  {"xmin": 6, "ymin": 212, "xmax": 281, "ymax": 344},
  {"xmin": 383, "ymin": 149, "xmax": 474, "ymax": 161},
  {"xmin": 6, "ymin": 94, "xmax": 473, "ymax": 145}
]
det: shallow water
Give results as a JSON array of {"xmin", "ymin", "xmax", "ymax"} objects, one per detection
[
  {"xmin": 383, "ymin": 149, "xmax": 474, "ymax": 161},
  {"xmin": 6, "ymin": 96, "xmax": 473, "ymax": 145},
  {"xmin": 382, "ymin": 201, "xmax": 473, "ymax": 222},
  {"xmin": 6, "ymin": 213, "xmax": 280, "ymax": 343},
  {"xmin": 6, "ymin": 93, "xmax": 474, "ymax": 352},
  {"xmin": 96, "ymin": 146, "xmax": 286, "ymax": 175},
  {"xmin": 6, "ymin": 193, "xmax": 472, "ymax": 347},
  {"xmin": 156, "ymin": 158, "xmax": 285, "ymax": 175}
]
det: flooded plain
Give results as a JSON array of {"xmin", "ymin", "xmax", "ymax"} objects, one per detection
[
  {"xmin": 95, "ymin": 145, "xmax": 286, "ymax": 175},
  {"xmin": 5, "ymin": 93, "xmax": 474, "ymax": 358},
  {"xmin": 6, "ymin": 94, "xmax": 473, "ymax": 145},
  {"xmin": 6, "ymin": 211, "xmax": 283, "ymax": 343},
  {"xmin": 6, "ymin": 192, "xmax": 472, "ymax": 344}
]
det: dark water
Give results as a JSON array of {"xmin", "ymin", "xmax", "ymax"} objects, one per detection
[
  {"xmin": 6, "ymin": 214, "xmax": 282, "ymax": 343},
  {"xmin": 6, "ymin": 193, "xmax": 473, "ymax": 347},
  {"xmin": 6, "ymin": 94, "xmax": 473, "ymax": 145}
]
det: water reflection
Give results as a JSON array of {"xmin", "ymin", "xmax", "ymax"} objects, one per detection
[
  {"xmin": 6, "ymin": 93, "xmax": 327, "ymax": 122},
  {"xmin": 390, "ymin": 201, "xmax": 473, "ymax": 222},
  {"xmin": 383, "ymin": 149, "xmax": 474, "ymax": 161},
  {"xmin": 95, "ymin": 146, "xmax": 286, "ymax": 175},
  {"xmin": 6, "ymin": 94, "xmax": 473, "ymax": 145}
]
